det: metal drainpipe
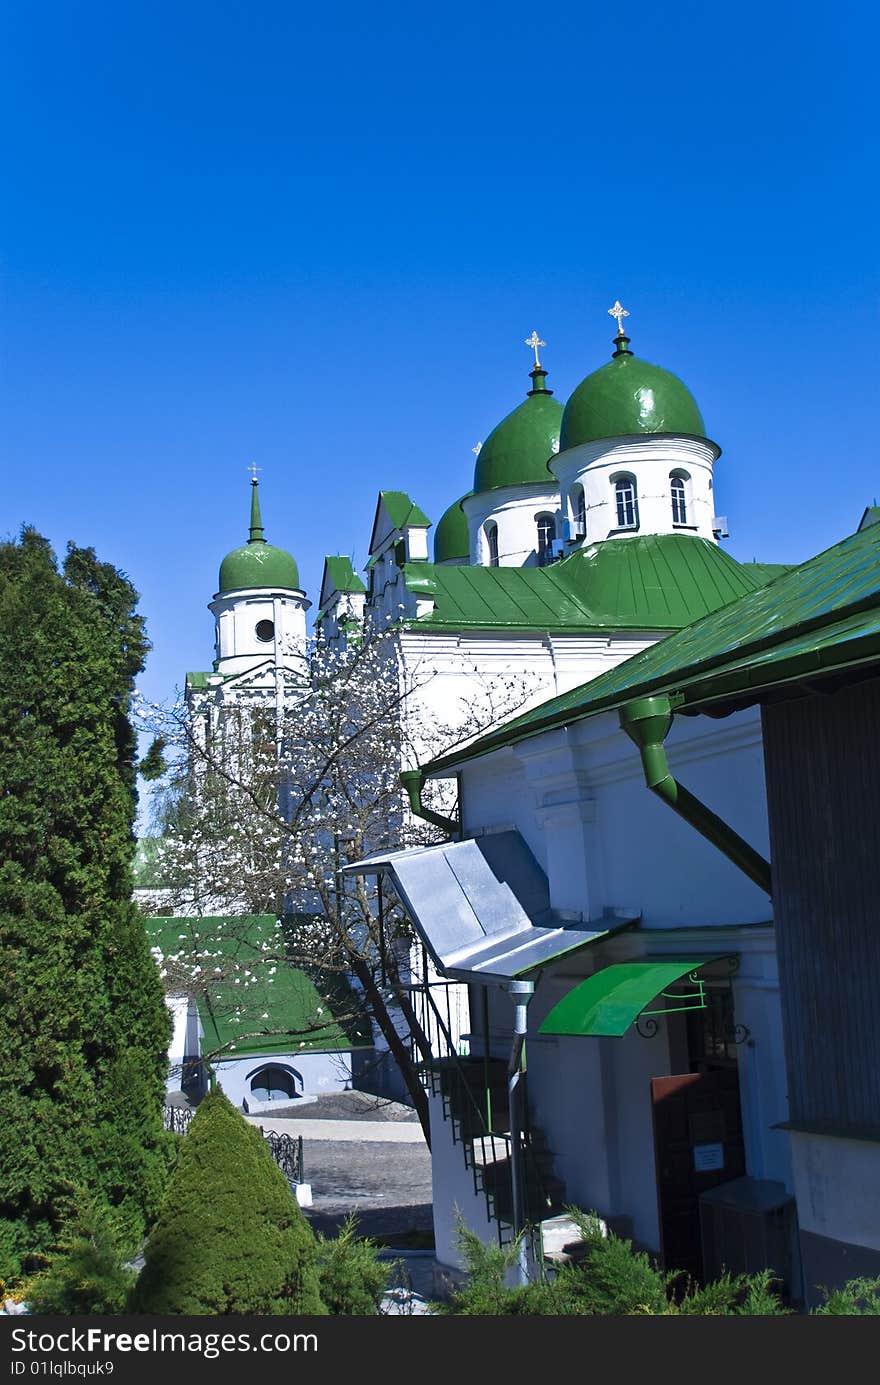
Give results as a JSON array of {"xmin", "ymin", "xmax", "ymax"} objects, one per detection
[
  {"xmin": 619, "ymin": 695, "xmax": 771, "ymax": 895},
  {"xmin": 505, "ymin": 978, "xmax": 535, "ymax": 1286},
  {"xmin": 399, "ymin": 769, "xmax": 460, "ymax": 837}
]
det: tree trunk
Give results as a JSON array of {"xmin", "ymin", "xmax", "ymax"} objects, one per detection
[{"xmin": 348, "ymin": 952, "xmax": 432, "ymax": 1149}]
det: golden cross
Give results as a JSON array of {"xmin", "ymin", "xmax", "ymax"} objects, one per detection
[
  {"xmin": 608, "ymin": 301, "xmax": 630, "ymax": 335},
  {"xmin": 247, "ymin": 462, "xmax": 263, "ymax": 483},
  {"xmin": 525, "ymin": 331, "xmax": 546, "ymax": 368}
]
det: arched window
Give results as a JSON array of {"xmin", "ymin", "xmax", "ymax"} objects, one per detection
[
  {"xmin": 536, "ymin": 513, "xmax": 556, "ymax": 566},
  {"xmin": 250, "ymin": 1065, "xmax": 298, "ymax": 1102},
  {"xmin": 614, "ymin": 476, "xmax": 638, "ymax": 529},
  {"xmin": 484, "ymin": 522, "xmax": 499, "ymax": 567},
  {"xmin": 671, "ymin": 472, "xmax": 688, "ymax": 525},
  {"xmin": 570, "ymin": 485, "xmax": 586, "ymax": 537}
]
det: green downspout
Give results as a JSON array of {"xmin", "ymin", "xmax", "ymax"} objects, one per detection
[
  {"xmin": 399, "ymin": 769, "xmax": 460, "ymax": 837},
  {"xmin": 619, "ymin": 695, "xmax": 771, "ymax": 895}
]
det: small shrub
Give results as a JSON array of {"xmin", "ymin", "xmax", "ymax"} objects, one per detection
[
  {"xmin": 445, "ymin": 1209, "xmax": 792, "ymax": 1315},
  {"xmin": 133, "ymin": 1091, "xmax": 325, "ymax": 1315},
  {"xmin": 315, "ymin": 1214, "xmax": 390, "ymax": 1314},
  {"xmin": 812, "ymin": 1277, "xmax": 880, "ymax": 1314},
  {"xmin": 23, "ymin": 1200, "xmax": 135, "ymax": 1315}
]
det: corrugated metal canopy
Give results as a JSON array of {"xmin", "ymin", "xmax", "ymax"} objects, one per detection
[
  {"xmin": 538, "ymin": 960, "xmax": 716, "ymax": 1038},
  {"xmin": 343, "ymin": 832, "xmax": 630, "ymax": 982}
]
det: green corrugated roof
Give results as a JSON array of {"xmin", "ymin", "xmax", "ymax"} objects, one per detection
[
  {"xmin": 743, "ymin": 562, "xmax": 791, "ymax": 585},
  {"xmin": 323, "ymin": 555, "xmax": 367, "ymax": 595},
  {"xmin": 426, "ymin": 521, "xmax": 880, "ymax": 773},
  {"xmin": 404, "ymin": 534, "xmax": 766, "ymax": 634},
  {"xmin": 186, "ymin": 671, "xmax": 212, "ymax": 689},
  {"xmin": 146, "ymin": 915, "xmax": 367, "ymax": 1057}
]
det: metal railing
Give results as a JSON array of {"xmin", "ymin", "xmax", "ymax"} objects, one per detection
[
  {"xmin": 408, "ymin": 970, "xmax": 556, "ymax": 1249},
  {"xmin": 163, "ymin": 1105, "xmax": 305, "ymax": 1184}
]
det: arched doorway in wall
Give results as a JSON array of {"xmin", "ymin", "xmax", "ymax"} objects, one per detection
[{"xmin": 248, "ymin": 1063, "xmax": 304, "ymax": 1102}]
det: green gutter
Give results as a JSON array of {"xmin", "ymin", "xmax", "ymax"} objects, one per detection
[
  {"xmin": 399, "ymin": 770, "xmax": 460, "ymax": 837},
  {"xmin": 619, "ymin": 695, "xmax": 772, "ymax": 895}
]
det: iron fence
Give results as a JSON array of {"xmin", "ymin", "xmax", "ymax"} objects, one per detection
[{"xmin": 163, "ymin": 1104, "xmax": 304, "ymax": 1184}]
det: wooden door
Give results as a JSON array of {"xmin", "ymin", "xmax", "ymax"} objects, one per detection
[{"xmin": 650, "ymin": 1069, "xmax": 745, "ymax": 1284}]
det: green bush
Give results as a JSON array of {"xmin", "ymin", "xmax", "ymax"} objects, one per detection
[
  {"xmin": 445, "ymin": 1210, "xmax": 790, "ymax": 1315},
  {"xmin": 315, "ymin": 1214, "xmax": 390, "ymax": 1314},
  {"xmin": 812, "ymin": 1277, "xmax": 880, "ymax": 1314},
  {"xmin": 133, "ymin": 1092, "xmax": 325, "ymax": 1315},
  {"xmin": 22, "ymin": 1199, "xmax": 135, "ymax": 1315}
]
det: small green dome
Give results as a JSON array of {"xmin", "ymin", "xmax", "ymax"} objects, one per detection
[
  {"xmin": 473, "ymin": 368, "xmax": 563, "ymax": 493},
  {"xmin": 560, "ymin": 350, "xmax": 705, "ymax": 451},
  {"xmin": 218, "ymin": 543, "xmax": 300, "ymax": 593},
  {"xmin": 217, "ymin": 481, "xmax": 300, "ymax": 593},
  {"xmin": 434, "ymin": 495, "xmax": 471, "ymax": 563}
]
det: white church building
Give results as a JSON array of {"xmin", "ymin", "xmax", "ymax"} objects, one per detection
[{"xmin": 144, "ymin": 305, "xmax": 880, "ymax": 1304}]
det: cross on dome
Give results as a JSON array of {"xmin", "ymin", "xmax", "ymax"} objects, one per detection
[
  {"xmin": 247, "ymin": 462, "xmax": 263, "ymax": 484},
  {"xmin": 608, "ymin": 301, "xmax": 630, "ymax": 336},
  {"xmin": 525, "ymin": 331, "xmax": 546, "ymax": 368}
]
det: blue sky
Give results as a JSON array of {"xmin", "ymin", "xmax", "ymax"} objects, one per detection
[{"xmin": 2, "ymin": 1, "xmax": 877, "ymax": 732}]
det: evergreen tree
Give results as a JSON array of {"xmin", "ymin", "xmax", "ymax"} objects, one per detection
[
  {"xmin": 133, "ymin": 1091, "xmax": 325, "ymax": 1315},
  {"xmin": 0, "ymin": 528, "xmax": 171, "ymax": 1279}
]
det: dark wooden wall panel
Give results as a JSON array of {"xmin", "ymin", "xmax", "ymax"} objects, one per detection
[{"xmin": 762, "ymin": 676, "xmax": 880, "ymax": 1134}]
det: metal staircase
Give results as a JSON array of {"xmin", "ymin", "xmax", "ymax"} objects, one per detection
[{"xmin": 412, "ymin": 978, "xmax": 567, "ymax": 1247}]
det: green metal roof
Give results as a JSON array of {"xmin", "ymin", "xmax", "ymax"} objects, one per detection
[
  {"xmin": 539, "ymin": 960, "xmax": 711, "ymax": 1037},
  {"xmin": 473, "ymin": 370, "xmax": 562, "ymax": 493},
  {"xmin": 322, "ymin": 555, "xmax": 366, "ymax": 595},
  {"xmin": 378, "ymin": 490, "xmax": 431, "ymax": 531},
  {"xmin": 185, "ymin": 671, "xmax": 212, "ymax": 690},
  {"xmin": 146, "ymin": 915, "xmax": 367, "ymax": 1057},
  {"xmin": 404, "ymin": 534, "xmax": 765, "ymax": 634},
  {"xmin": 434, "ymin": 494, "xmax": 471, "ymax": 563},
  {"xmin": 560, "ymin": 348, "xmax": 707, "ymax": 452},
  {"xmin": 425, "ymin": 521, "xmax": 880, "ymax": 774},
  {"xmin": 742, "ymin": 561, "xmax": 791, "ymax": 585}
]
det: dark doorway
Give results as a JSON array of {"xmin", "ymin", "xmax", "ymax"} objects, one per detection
[{"xmin": 650, "ymin": 986, "xmax": 745, "ymax": 1283}]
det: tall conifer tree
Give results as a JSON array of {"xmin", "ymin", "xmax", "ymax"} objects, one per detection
[{"xmin": 0, "ymin": 528, "xmax": 171, "ymax": 1278}]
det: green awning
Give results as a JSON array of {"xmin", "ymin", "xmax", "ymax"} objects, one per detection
[{"xmin": 538, "ymin": 960, "xmax": 713, "ymax": 1038}]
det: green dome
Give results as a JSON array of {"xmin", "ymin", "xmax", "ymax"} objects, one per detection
[
  {"xmin": 473, "ymin": 368, "xmax": 563, "ymax": 493},
  {"xmin": 217, "ymin": 482, "xmax": 300, "ymax": 593},
  {"xmin": 434, "ymin": 495, "xmax": 470, "ymax": 563},
  {"xmin": 218, "ymin": 543, "xmax": 300, "ymax": 593},
  {"xmin": 560, "ymin": 350, "xmax": 706, "ymax": 451}
]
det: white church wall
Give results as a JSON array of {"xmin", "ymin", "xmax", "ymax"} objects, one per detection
[
  {"xmin": 457, "ymin": 707, "xmax": 771, "ymax": 930},
  {"xmin": 209, "ymin": 586, "xmax": 309, "ymax": 678},
  {"xmin": 212, "ymin": 1048, "xmax": 356, "ymax": 1111},
  {"xmin": 429, "ymin": 1088, "xmax": 497, "ymax": 1269},
  {"xmin": 462, "ymin": 485, "xmax": 561, "ymax": 567},
  {"xmin": 551, "ymin": 435, "xmax": 720, "ymax": 546}
]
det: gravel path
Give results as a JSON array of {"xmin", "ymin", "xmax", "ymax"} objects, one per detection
[{"xmin": 246, "ymin": 1089, "xmax": 434, "ymax": 1246}]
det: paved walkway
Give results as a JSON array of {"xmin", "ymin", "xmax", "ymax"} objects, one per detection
[{"xmin": 246, "ymin": 1115, "xmax": 426, "ymax": 1143}]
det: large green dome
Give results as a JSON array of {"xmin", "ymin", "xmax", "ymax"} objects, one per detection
[
  {"xmin": 434, "ymin": 494, "xmax": 470, "ymax": 563},
  {"xmin": 217, "ymin": 482, "xmax": 300, "ymax": 593},
  {"xmin": 473, "ymin": 368, "xmax": 563, "ymax": 493},
  {"xmin": 560, "ymin": 350, "xmax": 706, "ymax": 452}
]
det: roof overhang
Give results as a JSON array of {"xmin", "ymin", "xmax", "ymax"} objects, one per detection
[{"xmin": 343, "ymin": 831, "xmax": 634, "ymax": 983}]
